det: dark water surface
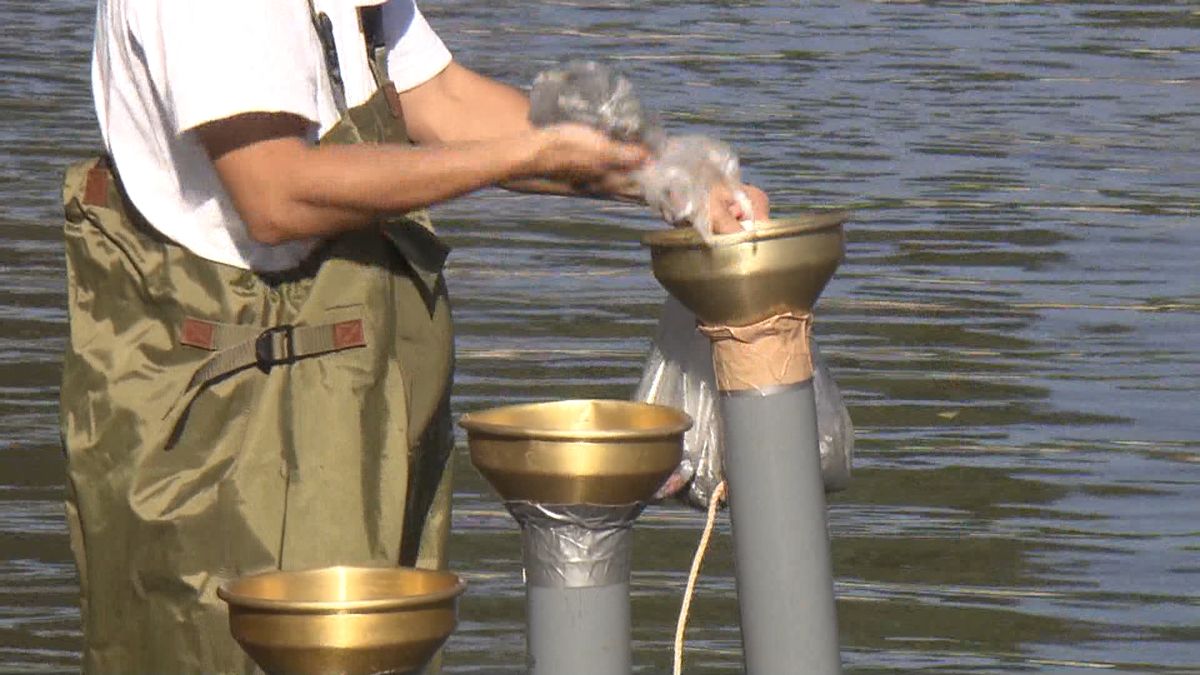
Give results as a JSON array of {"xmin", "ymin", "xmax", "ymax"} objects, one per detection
[{"xmin": 2, "ymin": 1, "xmax": 1198, "ymax": 672}]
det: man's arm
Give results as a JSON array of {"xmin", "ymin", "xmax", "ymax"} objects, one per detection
[
  {"xmin": 397, "ymin": 62, "xmax": 530, "ymax": 143},
  {"xmin": 397, "ymin": 62, "xmax": 643, "ymax": 200},
  {"xmin": 196, "ymin": 113, "xmax": 647, "ymax": 245},
  {"xmin": 397, "ymin": 62, "xmax": 770, "ymax": 230}
]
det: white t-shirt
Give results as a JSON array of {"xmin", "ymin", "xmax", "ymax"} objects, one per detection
[{"xmin": 92, "ymin": 0, "xmax": 453, "ymax": 271}]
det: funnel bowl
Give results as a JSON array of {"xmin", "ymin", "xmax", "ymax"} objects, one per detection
[
  {"xmin": 218, "ymin": 566, "xmax": 465, "ymax": 675},
  {"xmin": 643, "ymin": 212, "xmax": 848, "ymax": 326},
  {"xmin": 460, "ymin": 399, "xmax": 690, "ymax": 505}
]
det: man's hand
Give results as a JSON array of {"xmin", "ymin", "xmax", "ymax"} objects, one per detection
[
  {"xmin": 708, "ymin": 182, "xmax": 771, "ymax": 234},
  {"xmin": 530, "ymin": 124, "xmax": 650, "ymax": 183}
]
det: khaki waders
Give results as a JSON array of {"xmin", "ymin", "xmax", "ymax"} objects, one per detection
[{"xmin": 60, "ymin": 8, "xmax": 454, "ymax": 672}]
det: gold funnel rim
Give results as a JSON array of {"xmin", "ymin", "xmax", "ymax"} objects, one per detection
[
  {"xmin": 641, "ymin": 210, "xmax": 850, "ymax": 250},
  {"xmin": 459, "ymin": 399, "xmax": 692, "ymax": 442},
  {"xmin": 217, "ymin": 566, "xmax": 467, "ymax": 614}
]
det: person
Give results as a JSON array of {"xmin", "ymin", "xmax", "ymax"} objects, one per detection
[{"xmin": 61, "ymin": 0, "xmax": 768, "ymax": 671}]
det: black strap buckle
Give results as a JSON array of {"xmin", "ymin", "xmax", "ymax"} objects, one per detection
[{"xmin": 255, "ymin": 324, "xmax": 296, "ymax": 374}]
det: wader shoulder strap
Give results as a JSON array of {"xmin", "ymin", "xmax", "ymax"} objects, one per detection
[
  {"xmin": 307, "ymin": 2, "xmax": 397, "ymax": 118},
  {"xmin": 359, "ymin": 4, "xmax": 410, "ymax": 132},
  {"xmin": 359, "ymin": 6, "xmax": 392, "ymax": 93}
]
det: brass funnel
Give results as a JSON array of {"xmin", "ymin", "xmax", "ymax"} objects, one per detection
[
  {"xmin": 460, "ymin": 399, "xmax": 690, "ymax": 505},
  {"xmin": 218, "ymin": 566, "xmax": 466, "ymax": 675},
  {"xmin": 643, "ymin": 212, "xmax": 848, "ymax": 326}
]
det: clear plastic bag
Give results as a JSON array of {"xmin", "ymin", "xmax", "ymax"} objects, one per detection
[
  {"xmin": 529, "ymin": 61, "xmax": 751, "ymax": 241},
  {"xmin": 635, "ymin": 298, "xmax": 854, "ymax": 509},
  {"xmin": 811, "ymin": 340, "xmax": 854, "ymax": 493},
  {"xmin": 529, "ymin": 60, "xmax": 664, "ymax": 146},
  {"xmin": 634, "ymin": 297, "xmax": 724, "ymax": 507},
  {"xmin": 635, "ymin": 135, "xmax": 754, "ymax": 242}
]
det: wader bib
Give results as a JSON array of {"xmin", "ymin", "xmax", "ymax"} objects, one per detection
[{"xmin": 60, "ymin": 8, "xmax": 454, "ymax": 672}]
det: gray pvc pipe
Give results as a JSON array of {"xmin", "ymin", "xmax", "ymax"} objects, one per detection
[
  {"xmin": 720, "ymin": 379, "xmax": 842, "ymax": 674},
  {"xmin": 526, "ymin": 582, "xmax": 632, "ymax": 675},
  {"xmin": 513, "ymin": 505, "xmax": 637, "ymax": 673},
  {"xmin": 508, "ymin": 504, "xmax": 640, "ymax": 674}
]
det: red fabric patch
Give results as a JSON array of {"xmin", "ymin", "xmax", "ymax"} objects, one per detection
[
  {"xmin": 83, "ymin": 165, "xmax": 109, "ymax": 208},
  {"xmin": 333, "ymin": 320, "xmax": 366, "ymax": 349},
  {"xmin": 180, "ymin": 318, "xmax": 216, "ymax": 350}
]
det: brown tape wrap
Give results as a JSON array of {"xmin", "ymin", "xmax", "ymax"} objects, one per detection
[{"xmin": 698, "ymin": 312, "xmax": 813, "ymax": 392}]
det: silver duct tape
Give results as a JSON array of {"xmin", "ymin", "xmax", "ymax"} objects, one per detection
[
  {"xmin": 506, "ymin": 502, "xmax": 645, "ymax": 589},
  {"xmin": 719, "ymin": 379, "xmax": 812, "ymax": 399}
]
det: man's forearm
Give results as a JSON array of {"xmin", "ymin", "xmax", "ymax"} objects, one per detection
[
  {"xmin": 500, "ymin": 176, "xmax": 644, "ymax": 203},
  {"xmin": 201, "ymin": 111, "xmax": 648, "ymax": 245},
  {"xmin": 212, "ymin": 129, "xmax": 546, "ymax": 244}
]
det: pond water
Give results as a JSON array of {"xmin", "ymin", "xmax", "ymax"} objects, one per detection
[{"xmin": 1, "ymin": 1, "xmax": 1198, "ymax": 672}]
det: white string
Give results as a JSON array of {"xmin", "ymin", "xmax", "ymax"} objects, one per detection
[{"xmin": 673, "ymin": 480, "xmax": 727, "ymax": 675}]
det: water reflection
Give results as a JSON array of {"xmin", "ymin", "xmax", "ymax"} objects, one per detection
[{"xmin": 2, "ymin": 0, "xmax": 1199, "ymax": 672}]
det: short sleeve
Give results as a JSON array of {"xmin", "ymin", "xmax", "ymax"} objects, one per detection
[
  {"xmin": 382, "ymin": 1, "xmax": 453, "ymax": 92},
  {"xmin": 153, "ymin": 1, "xmax": 324, "ymax": 134}
]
